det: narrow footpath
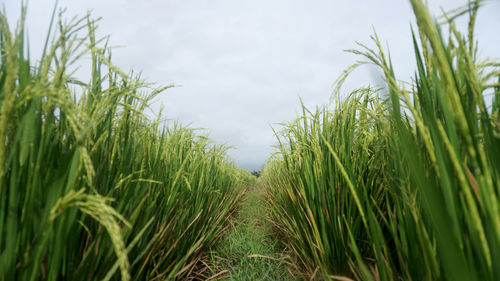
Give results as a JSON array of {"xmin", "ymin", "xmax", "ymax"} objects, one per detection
[{"xmin": 208, "ymin": 185, "xmax": 294, "ymax": 280}]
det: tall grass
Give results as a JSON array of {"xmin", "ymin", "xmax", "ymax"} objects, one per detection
[
  {"xmin": 263, "ymin": 0, "xmax": 500, "ymax": 280},
  {"xmin": 263, "ymin": 92, "xmax": 390, "ymax": 280},
  {"xmin": 0, "ymin": 7, "xmax": 252, "ymax": 281}
]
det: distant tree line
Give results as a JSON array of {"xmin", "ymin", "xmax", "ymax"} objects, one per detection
[{"xmin": 251, "ymin": 171, "xmax": 261, "ymax": 178}]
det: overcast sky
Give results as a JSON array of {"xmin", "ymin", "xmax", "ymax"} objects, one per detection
[{"xmin": 3, "ymin": 0, "xmax": 500, "ymax": 170}]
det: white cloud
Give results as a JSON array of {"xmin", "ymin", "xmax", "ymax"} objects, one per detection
[{"xmin": 3, "ymin": 0, "xmax": 500, "ymax": 170}]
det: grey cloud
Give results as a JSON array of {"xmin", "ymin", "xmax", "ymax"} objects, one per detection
[{"xmin": 3, "ymin": 0, "xmax": 500, "ymax": 170}]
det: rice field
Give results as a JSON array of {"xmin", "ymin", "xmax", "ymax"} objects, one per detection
[
  {"xmin": 262, "ymin": 0, "xmax": 500, "ymax": 280},
  {"xmin": 1, "ymin": 0, "xmax": 499, "ymax": 280},
  {"xmin": 0, "ymin": 7, "xmax": 253, "ymax": 281}
]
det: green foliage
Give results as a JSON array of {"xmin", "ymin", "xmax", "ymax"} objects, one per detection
[
  {"xmin": 262, "ymin": 0, "xmax": 500, "ymax": 280},
  {"xmin": 213, "ymin": 185, "xmax": 294, "ymax": 281},
  {"xmin": 0, "ymin": 7, "xmax": 249, "ymax": 281},
  {"xmin": 263, "ymin": 92, "xmax": 389, "ymax": 279}
]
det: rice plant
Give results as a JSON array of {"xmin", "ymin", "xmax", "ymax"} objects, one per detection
[
  {"xmin": 263, "ymin": 0, "xmax": 500, "ymax": 280},
  {"xmin": 0, "ymin": 6, "xmax": 251, "ymax": 281},
  {"xmin": 263, "ymin": 91, "xmax": 390, "ymax": 280}
]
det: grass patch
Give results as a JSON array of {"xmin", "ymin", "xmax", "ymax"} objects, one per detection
[{"xmin": 210, "ymin": 185, "xmax": 294, "ymax": 281}]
